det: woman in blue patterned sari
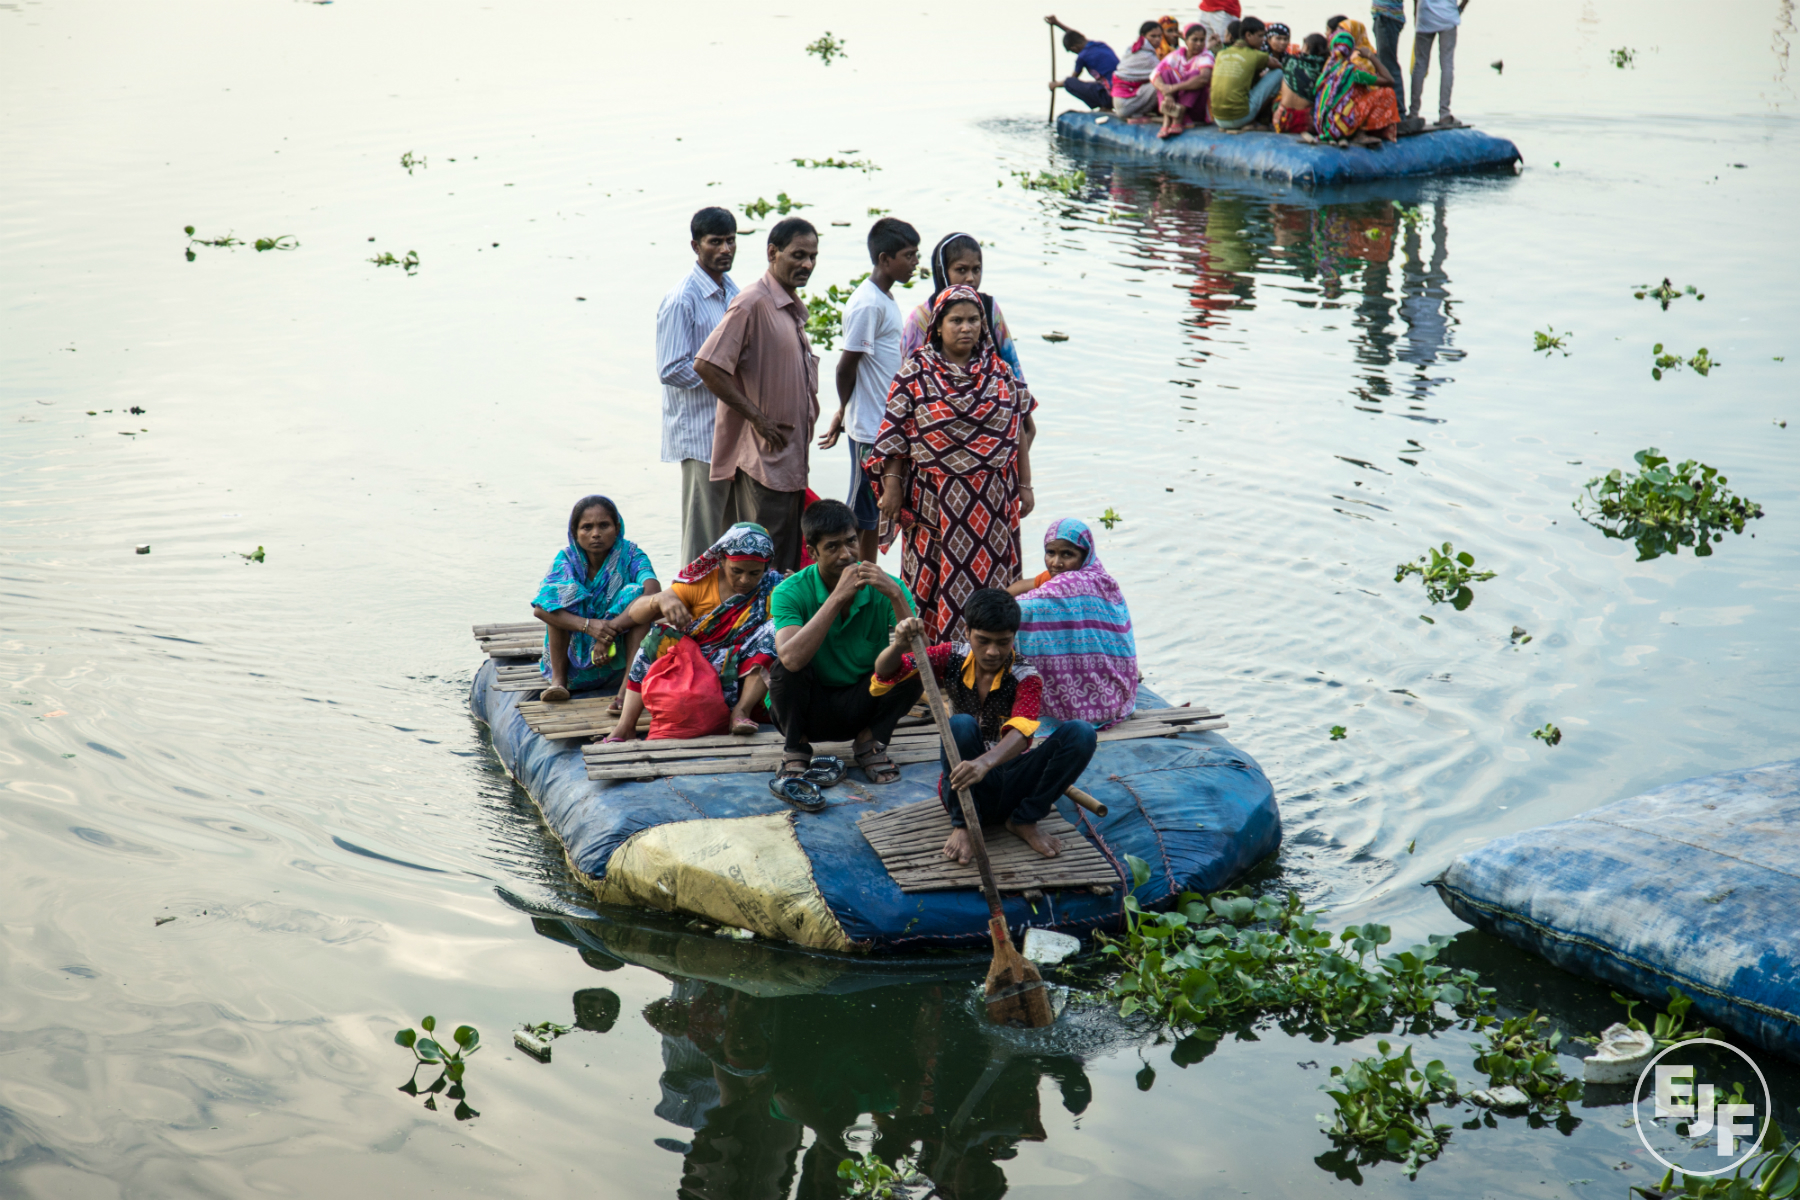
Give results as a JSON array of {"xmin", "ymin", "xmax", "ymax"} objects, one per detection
[{"xmin": 531, "ymin": 495, "xmax": 661, "ymax": 703}]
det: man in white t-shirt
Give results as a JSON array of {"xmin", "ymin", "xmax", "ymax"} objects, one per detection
[
  {"xmin": 817, "ymin": 217, "xmax": 920, "ymax": 563},
  {"xmin": 1409, "ymin": 0, "xmax": 1469, "ymax": 127}
]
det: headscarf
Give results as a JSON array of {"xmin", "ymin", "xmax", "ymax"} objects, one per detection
[
  {"xmin": 1156, "ymin": 16, "xmax": 1181, "ymax": 56},
  {"xmin": 1016, "ymin": 519, "xmax": 1139, "ymax": 728},
  {"xmin": 1314, "ymin": 31, "xmax": 1380, "ymax": 140},
  {"xmin": 626, "ymin": 523, "xmax": 782, "ymax": 707},
  {"xmin": 532, "ymin": 497, "xmax": 655, "ymax": 675},
  {"xmin": 1199, "ymin": 0, "xmax": 1241, "ymax": 14},
  {"xmin": 1265, "ymin": 21, "xmax": 1290, "ymax": 39},
  {"xmin": 1336, "ymin": 17, "xmax": 1377, "ymax": 54}
]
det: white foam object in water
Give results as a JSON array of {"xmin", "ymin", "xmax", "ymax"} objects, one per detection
[
  {"xmin": 1022, "ymin": 928, "xmax": 1080, "ymax": 965},
  {"xmin": 1583, "ymin": 1022, "xmax": 1656, "ymax": 1084},
  {"xmin": 1470, "ymin": 1085, "xmax": 1530, "ymax": 1109}
]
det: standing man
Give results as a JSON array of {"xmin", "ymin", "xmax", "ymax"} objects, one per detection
[
  {"xmin": 1409, "ymin": 0, "xmax": 1468, "ymax": 128},
  {"xmin": 695, "ymin": 217, "xmax": 820, "ymax": 572},
  {"xmin": 818, "ymin": 217, "xmax": 918, "ymax": 564},
  {"xmin": 656, "ymin": 206, "xmax": 740, "ymax": 566},
  {"xmin": 1371, "ymin": 0, "xmax": 1408, "ymax": 118}
]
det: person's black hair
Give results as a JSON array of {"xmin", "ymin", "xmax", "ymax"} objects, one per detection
[
  {"xmin": 801, "ymin": 498, "xmax": 857, "ymax": 547},
  {"xmin": 1138, "ymin": 19, "xmax": 1161, "ymax": 38},
  {"xmin": 964, "ymin": 587, "xmax": 1021, "ymax": 635},
  {"xmin": 690, "ymin": 206, "xmax": 736, "ymax": 241},
  {"xmin": 868, "ymin": 217, "xmax": 920, "ymax": 265},
  {"xmin": 1061, "ymin": 29, "xmax": 1085, "ymax": 51},
  {"xmin": 1326, "ymin": 14, "xmax": 1347, "ymax": 31},
  {"xmin": 1225, "ymin": 19, "xmax": 1242, "ymax": 42},
  {"xmin": 928, "ymin": 232, "xmax": 982, "ymax": 298},
  {"xmin": 768, "ymin": 216, "xmax": 818, "ymax": 251},
  {"xmin": 1303, "ymin": 31, "xmax": 1328, "ymax": 53},
  {"xmin": 1241, "ymin": 15, "xmax": 1266, "ymax": 35},
  {"xmin": 568, "ymin": 494, "xmax": 621, "ymax": 542}
]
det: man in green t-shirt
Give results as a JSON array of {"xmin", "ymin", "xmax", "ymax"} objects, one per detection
[
  {"xmin": 1210, "ymin": 17, "xmax": 1283, "ymax": 130},
  {"xmin": 770, "ymin": 499, "xmax": 924, "ymax": 786}
]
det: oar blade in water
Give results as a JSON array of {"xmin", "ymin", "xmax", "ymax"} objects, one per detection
[{"xmin": 983, "ymin": 916, "xmax": 1054, "ymax": 1027}]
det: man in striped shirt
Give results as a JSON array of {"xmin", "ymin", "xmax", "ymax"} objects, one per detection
[{"xmin": 656, "ymin": 207, "xmax": 740, "ymax": 565}]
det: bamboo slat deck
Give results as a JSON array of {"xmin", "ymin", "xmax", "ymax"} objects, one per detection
[
  {"xmin": 474, "ymin": 621, "xmax": 544, "ymax": 661},
  {"xmin": 857, "ymin": 799, "xmax": 1120, "ymax": 893},
  {"xmin": 576, "ymin": 706, "xmax": 1227, "ymax": 781}
]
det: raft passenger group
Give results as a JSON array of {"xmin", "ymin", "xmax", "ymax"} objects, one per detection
[{"xmin": 527, "ymin": 208, "xmax": 1139, "ymax": 862}]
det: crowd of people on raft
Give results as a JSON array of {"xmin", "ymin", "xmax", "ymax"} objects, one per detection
[
  {"xmin": 525, "ymin": 209, "xmax": 1140, "ymax": 861},
  {"xmin": 1048, "ymin": 0, "xmax": 1468, "ymax": 147}
]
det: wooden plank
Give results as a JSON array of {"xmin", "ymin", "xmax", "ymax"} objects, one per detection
[
  {"xmin": 473, "ymin": 621, "xmax": 541, "ymax": 637},
  {"xmin": 587, "ymin": 744, "xmax": 941, "ymax": 781},
  {"xmin": 583, "ymin": 730, "xmax": 942, "ymax": 762},
  {"xmin": 857, "ymin": 799, "xmax": 1118, "ymax": 893}
]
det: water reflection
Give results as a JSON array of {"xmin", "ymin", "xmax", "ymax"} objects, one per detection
[{"xmin": 1083, "ymin": 168, "xmax": 1468, "ymax": 416}]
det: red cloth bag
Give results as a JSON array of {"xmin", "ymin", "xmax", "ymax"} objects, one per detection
[{"xmin": 640, "ymin": 634, "xmax": 730, "ymax": 740}]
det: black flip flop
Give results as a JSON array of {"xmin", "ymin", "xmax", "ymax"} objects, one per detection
[
  {"xmin": 803, "ymin": 756, "xmax": 847, "ymax": 788},
  {"xmin": 769, "ymin": 775, "xmax": 827, "ymax": 813}
]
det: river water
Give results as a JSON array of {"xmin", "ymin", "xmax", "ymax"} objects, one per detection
[{"xmin": 3, "ymin": 0, "xmax": 1797, "ymax": 1194}]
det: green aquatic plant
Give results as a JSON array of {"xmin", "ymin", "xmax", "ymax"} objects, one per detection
[
  {"xmin": 1530, "ymin": 722, "xmax": 1561, "ymax": 746},
  {"xmin": 1611, "ymin": 47, "xmax": 1636, "ymax": 68},
  {"xmin": 1574, "ymin": 448, "xmax": 1763, "ymax": 560},
  {"xmin": 803, "ymin": 271, "xmax": 869, "ymax": 350},
  {"xmin": 1634, "ymin": 277, "xmax": 1704, "ymax": 309},
  {"xmin": 1391, "ymin": 200, "xmax": 1423, "ymax": 224},
  {"xmin": 1652, "ymin": 343, "xmax": 1721, "ymax": 380},
  {"xmin": 1098, "ymin": 862, "xmax": 1491, "ymax": 1037},
  {"xmin": 793, "ymin": 155, "xmax": 879, "ymax": 173},
  {"xmin": 1099, "ymin": 507, "xmax": 1122, "ymax": 530},
  {"xmin": 237, "ymin": 546, "xmax": 265, "ymax": 563},
  {"xmin": 1470, "ymin": 1010, "xmax": 1582, "ymax": 1114},
  {"xmin": 395, "ymin": 1015, "xmax": 480, "ymax": 1120},
  {"xmin": 1610, "ymin": 986, "xmax": 1724, "ymax": 1049},
  {"xmin": 370, "ymin": 249, "xmax": 420, "ymax": 275},
  {"xmin": 867, "ymin": 206, "xmax": 890, "ymax": 216},
  {"xmin": 1394, "ymin": 543, "xmax": 1496, "ymax": 611},
  {"xmin": 253, "ymin": 235, "xmax": 297, "ymax": 252},
  {"xmin": 1321, "ymin": 1041, "xmax": 1459, "ymax": 1179},
  {"xmin": 399, "ymin": 149, "xmax": 426, "ymax": 174},
  {"xmin": 1632, "ymin": 1125, "xmax": 1799, "ymax": 1200},
  {"xmin": 1011, "ymin": 167, "xmax": 1087, "ymax": 196},
  {"xmin": 1534, "ymin": 326, "xmax": 1570, "ymax": 356},
  {"xmin": 1330, "ymin": 725, "xmax": 1347, "ymax": 741},
  {"xmin": 805, "ymin": 31, "xmax": 845, "ymax": 64},
  {"xmin": 183, "ymin": 225, "xmax": 242, "ymax": 260},
  {"xmin": 837, "ymin": 1152, "xmax": 921, "ymax": 1198},
  {"xmin": 741, "ymin": 192, "xmax": 808, "ymax": 220}
]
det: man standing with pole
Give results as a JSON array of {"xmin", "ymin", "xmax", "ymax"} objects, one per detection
[
  {"xmin": 695, "ymin": 217, "xmax": 821, "ymax": 572},
  {"xmin": 655, "ymin": 207, "xmax": 739, "ymax": 565}
]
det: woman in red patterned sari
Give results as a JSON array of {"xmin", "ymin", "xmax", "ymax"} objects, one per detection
[{"xmin": 868, "ymin": 285, "xmax": 1037, "ymax": 641}]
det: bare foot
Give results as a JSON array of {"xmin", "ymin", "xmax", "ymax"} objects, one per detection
[
  {"xmin": 1007, "ymin": 819, "xmax": 1063, "ymax": 858},
  {"xmin": 607, "ymin": 693, "xmax": 624, "ymax": 715},
  {"xmin": 942, "ymin": 826, "xmax": 974, "ymax": 864}
]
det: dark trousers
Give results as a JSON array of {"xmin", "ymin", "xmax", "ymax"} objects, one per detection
[
  {"xmin": 769, "ymin": 661, "xmax": 922, "ymax": 756},
  {"xmin": 1373, "ymin": 15, "xmax": 1407, "ymax": 116},
  {"xmin": 722, "ymin": 469, "xmax": 804, "ymax": 573},
  {"xmin": 1062, "ymin": 77, "xmax": 1114, "ymax": 111},
  {"xmin": 938, "ymin": 716, "xmax": 1097, "ymax": 829}
]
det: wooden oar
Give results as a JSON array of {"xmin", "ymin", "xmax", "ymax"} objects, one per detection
[
  {"xmin": 908, "ymin": 629, "xmax": 1055, "ymax": 1028},
  {"xmin": 1047, "ymin": 23, "xmax": 1058, "ymax": 123}
]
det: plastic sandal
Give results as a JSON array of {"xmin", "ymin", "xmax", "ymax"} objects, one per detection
[
  {"xmin": 540, "ymin": 685, "xmax": 570, "ymax": 703},
  {"xmin": 803, "ymin": 756, "xmax": 847, "ymax": 788},
  {"xmin": 768, "ymin": 774, "xmax": 827, "ymax": 813}
]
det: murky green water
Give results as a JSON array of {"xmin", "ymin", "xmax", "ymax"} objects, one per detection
[{"xmin": 4, "ymin": 0, "xmax": 1797, "ymax": 1193}]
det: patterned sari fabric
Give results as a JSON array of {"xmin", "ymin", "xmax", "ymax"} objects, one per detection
[
  {"xmin": 1015, "ymin": 518, "xmax": 1139, "ymax": 728},
  {"xmin": 625, "ymin": 522, "xmax": 781, "ymax": 708},
  {"xmin": 532, "ymin": 515, "xmax": 657, "ymax": 689},
  {"xmin": 1315, "ymin": 35, "xmax": 1397, "ymax": 141},
  {"xmin": 869, "ymin": 285, "xmax": 1037, "ymax": 642}
]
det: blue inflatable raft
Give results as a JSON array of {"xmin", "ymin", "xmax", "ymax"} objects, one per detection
[
  {"xmin": 1434, "ymin": 760, "xmax": 1800, "ymax": 1064},
  {"xmin": 471, "ymin": 660, "xmax": 1280, "ymax": 954},
  {"xmin": 1055, "ymin": 111, "xmax": 1521, "ymax": 185}
]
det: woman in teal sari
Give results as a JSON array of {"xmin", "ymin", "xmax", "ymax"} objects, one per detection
[{"xmin": 531, "ymin": 494, "xmax": 661, "ymax": 702}]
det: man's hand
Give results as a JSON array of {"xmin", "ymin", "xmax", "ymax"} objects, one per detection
[
  {"xmin": 1044, "ymin": 14, "xmax": 1059, "ymax": 25},
  {"xmin": 754, "ymin": 415, "xmax": 789, "ymax": 453},
  {"xmin": 817, "ymin": 408, "xmax": 845, "ymax": 450},
  {"xmin": 949, "ymin": 756, "xmax": 992, "ymax": 791},
  {"xmin": 889, "ymin": 616, "xmax": 925, "ymax": 650},
  {"xmin": 829, "ymin": 559, "xmax": 869, "ymax": 605},
  {"xmin": 862, "ymin": 563, "xmax": 903, "ymax": 603},
  {"xmin": 1047, "ymin": 80, "xmax": 1062, "ymax": 90},
  {"xmin": 656, "ymin": 591, "xmax": 695, "ymax": 628}
]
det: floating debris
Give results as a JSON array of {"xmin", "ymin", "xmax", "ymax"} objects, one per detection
[
  {"xmin": 805, "ymin": 31, "xmax": 846, "ymax": 64},
  {"xmin": 1531, "ymin": 722, "xmax": 1562, "ymax": 746},
  {"xmin": 135, "ymin": 544, "xmax": 151, "ymax": 554},
  {"xmin": 1041, "ymin": 331, "xmax": 1069, "ymax": 342}
]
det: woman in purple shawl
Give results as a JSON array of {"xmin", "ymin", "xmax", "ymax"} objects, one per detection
[{"xmin": 1013, "ymin": 518, "xmax": 1139, "ymax": 728}]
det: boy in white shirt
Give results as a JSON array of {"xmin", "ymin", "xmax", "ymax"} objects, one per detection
[{"xmin": 818, "ymin": 217, "xmax": 921, "ymax": 562}]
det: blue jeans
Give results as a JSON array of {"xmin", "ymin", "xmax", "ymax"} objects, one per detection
[
  {"xmin": 1215, "ymin": 69, "xmax": 1286, "ymax": 130},
  {"xmin": 937, "ymin": 715, "xmax": 1098, "ymax": 829},
  {"xmin": 1062, "ymin": 76, "xmax": 1113, "ymax": 111}
]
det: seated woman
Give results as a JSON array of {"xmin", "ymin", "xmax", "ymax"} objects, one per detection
[
  {"xmin": 1152, "ymin": 23, "xmax": 1216, "ymax": 138},
  {"xmin": 1011, "ymin": 519, "xmax": 1139, "ymax": 730},
  {"xmin": 606, "ymin": 523, "xmax": 781, "ymax": 740},
  {"xmin": 1264, "ymin": 21, "xmax": 1291, "ymax": 61},
  {"xmin": 1274, "ymin": 32, "xmax": 1329, "ymax": 136},
  {"xmin": 531, "ymin": 494, "xmax": 660, "ymax": 704},
  {"xmin": 1314, "ymin": 29, "xmax": 1402, "ymax": 146}
]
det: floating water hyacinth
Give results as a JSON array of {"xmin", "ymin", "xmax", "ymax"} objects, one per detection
[{"xmin": 1574, "ymin": 448, "xmax": 1762, "ymax": 560}]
